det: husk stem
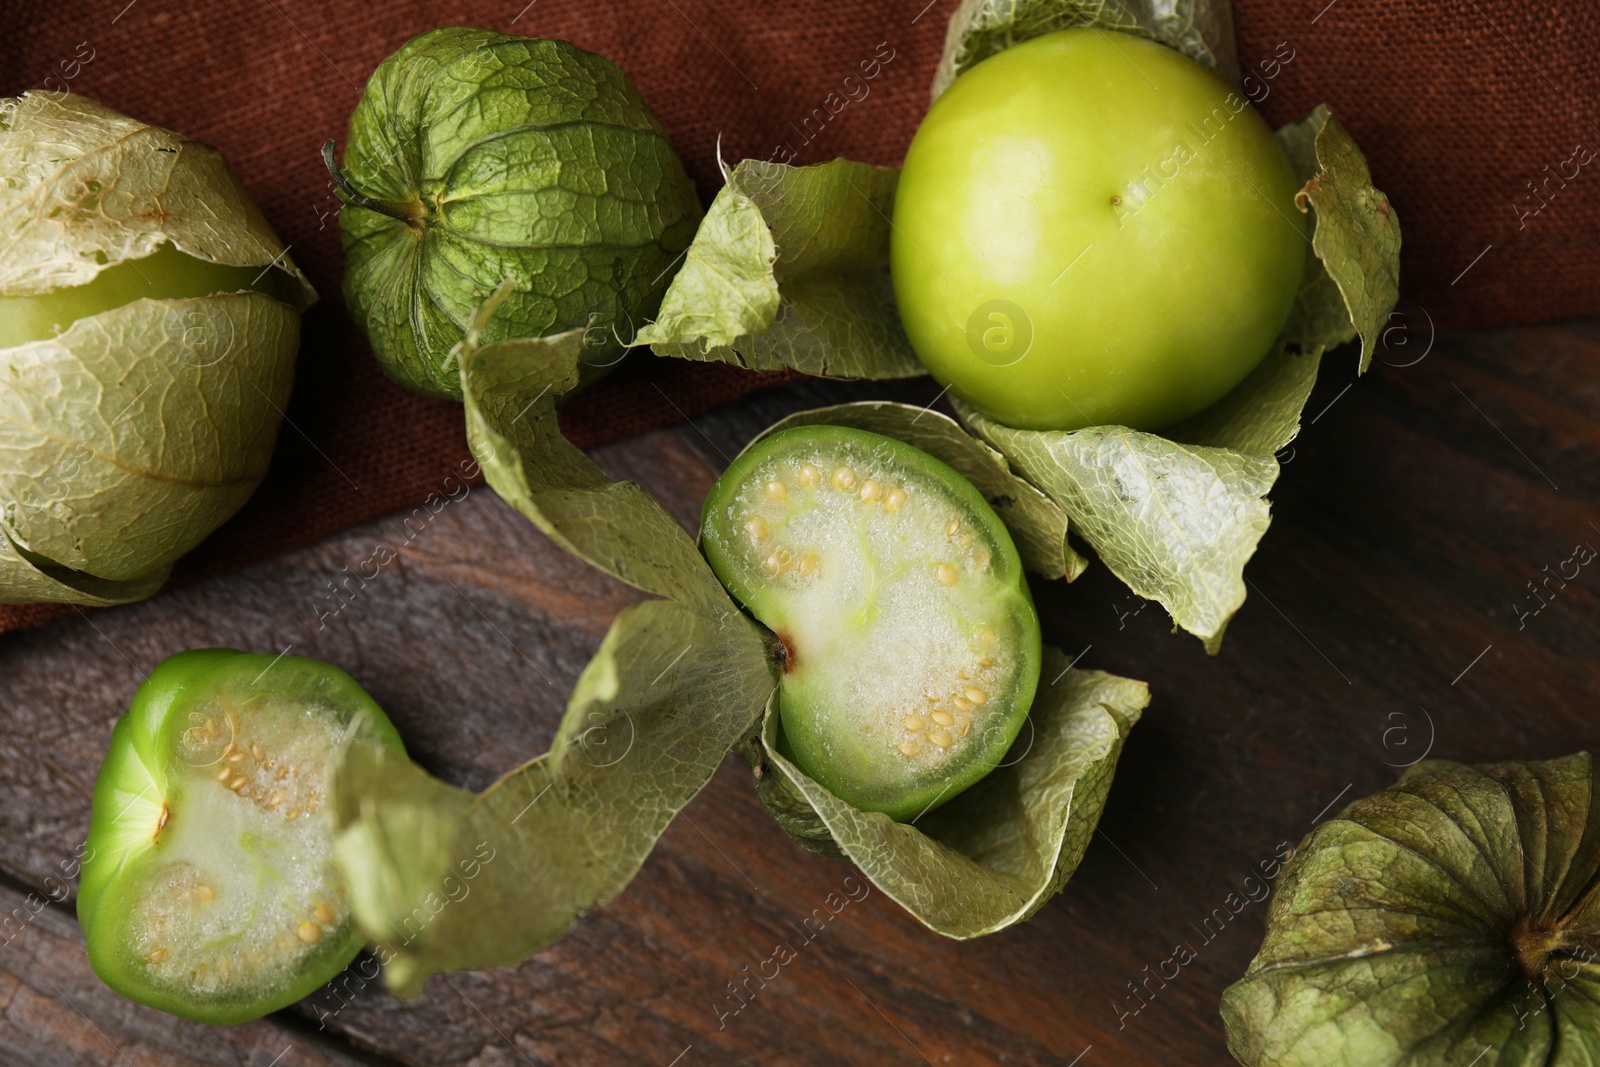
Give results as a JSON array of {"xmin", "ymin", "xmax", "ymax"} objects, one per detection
[{"xmin": 321, "ymin": 140, "xmax": 427, "ymax": 227}]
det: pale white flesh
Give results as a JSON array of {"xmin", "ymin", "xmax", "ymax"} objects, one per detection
[
  {"xmin": 711, "ymin": 439, "xmax": 1030, "ymax": 813},
  {"xmin": 127, "ymin": 695, "xmax": 350, "ymax": 994}
]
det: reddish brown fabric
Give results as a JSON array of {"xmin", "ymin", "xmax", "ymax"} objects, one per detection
[{"xmin": 2, "ymin": 0, "xmax": 1595, "ymax": 634}]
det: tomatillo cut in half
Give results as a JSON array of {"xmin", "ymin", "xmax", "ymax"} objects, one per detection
[
  {"xmin": 78, "ymin": 650, "xmax": 405, "ymax": 1025},
  {"xmin": 892, "ymin": 28, "xmax": 1306, "ymax": 432},
  {"xmin": 702, "ymin": 426, "xmax": 1042, "ymax": 821}
]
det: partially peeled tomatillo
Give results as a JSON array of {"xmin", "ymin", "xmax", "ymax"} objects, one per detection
[
  {"xmin": 78, "ymin": 650, "xmax": 405, "ymax": 1025},
  {"xmin": 0, "ymin": 242, "xmax": 290, "ymax": 350},
  {"xmin": 702, "ymin": 426, "xmax": 1042, "ymax": 821},
  {"xmin": 0, "ymin": 91, "xmax": 316, "ymax": 603}
]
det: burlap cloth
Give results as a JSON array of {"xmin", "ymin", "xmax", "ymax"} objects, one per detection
[{"xmin": 3, "ymin": 0, "xmax": 1595, "ymax": 633}]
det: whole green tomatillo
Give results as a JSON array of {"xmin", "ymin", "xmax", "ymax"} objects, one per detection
[
  {"xmin": 701, "ymin": 425, "xmax": 1041, "ymax": 820},
  {"xmin": 892, "ymin": 28, "xmax": 1306, "ymax": 432},
  {"xmin": 78, "ymin": 650, "xmax": 405, "ymax": 1025},
  {"xmin": 330, "ymin": 26, "xmax": 703, "ymax": 400}
]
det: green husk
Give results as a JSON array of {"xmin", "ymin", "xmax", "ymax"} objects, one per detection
[
  {"xmin": 332, "ymin": 293, "xmax": 778, "ymax": 995},
  {"xmin": 334, "ymin": 26, "xmax": 702, "ymax": 400},
  {"xmin": 749, "ymin": 650, "xmax": 1148, "ymax": 937},
  {"xmin": 636, "ymin": 157, "xmax": 922, "ymax": 380},
  {"xmin": 932, "ymin": 0, "xmax": 1239, "ymax": 97},
  {"xmin": 1223, "ymin": 754, "xmax": 1600, "ymax": 1067}
]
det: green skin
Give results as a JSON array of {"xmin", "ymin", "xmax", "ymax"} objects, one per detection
[
  {"xmin": 892, "ymin": 28, "xmax": 1307, "ymax": 432},
  {"xmin": 78, "ymin": 650, "xmax": 405, "ymax": 1026},
  {"xmin": 702, "ymin": 426, "xmax": 1042, "ymax": 821},
  {"xmin": 0, "ymin": 242, "xmax": 286, "ymax": 349}
]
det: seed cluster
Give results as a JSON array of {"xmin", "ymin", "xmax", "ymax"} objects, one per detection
[
  {"xmin": 895, "ymin": 628, "xmax": 1001, "ymax": 760},
  {"xmin": 134, "ymin": 863, "xmax": 346, "ymax": 992},
  {"xmin": 185, "ymin": 709, "xmax": 322, "ymax": 821},
  {"xmin": 740, "ymin": 457, "xmax": 991, "ymax": 594},
  {"xmin": 128, "ymin": 702, "xmax": 353, "ymax": 993}
]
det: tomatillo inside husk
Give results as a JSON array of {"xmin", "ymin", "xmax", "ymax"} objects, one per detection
[
  {"xmin": 330, "ymin": 26, "xmax": 701, "ymax": 400},
  {"xmin": 0, "ymin": 92, "xmax": 315, "ymax": 606}
]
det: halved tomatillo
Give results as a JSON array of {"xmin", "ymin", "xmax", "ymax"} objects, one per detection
[
  {"xmin": 702, "ymin": 425, "xmax": 1042, "ymax": 821},
  {"xmin": 78, "ymin": 649, "xmax": 405, "ymax": 1025}
]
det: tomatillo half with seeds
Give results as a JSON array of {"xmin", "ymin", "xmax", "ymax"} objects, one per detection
[
  {"xmin": 78, "ymin": 649, "xmax": 405, "ymax": 1025},
  {"xmin": 702, "ymin": 426, "xmax": 1041, "ymax": 821}
]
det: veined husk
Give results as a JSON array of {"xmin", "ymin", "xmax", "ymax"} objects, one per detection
[{"xmin": 0, "ymin": 92, "xmax": 316, "ymax": 605}]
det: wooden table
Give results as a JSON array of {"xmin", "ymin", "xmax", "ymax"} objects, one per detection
[{"xmin": 0, "ymin": 314, "xmax": 1595, "ymax": 1067}]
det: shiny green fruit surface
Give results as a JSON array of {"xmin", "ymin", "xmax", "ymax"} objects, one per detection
[
  {"xmin": 78, "ymin": 650, "xmax": 405, "ymax": 1025},
  {"xmin": 701, "ymin": 425, "xmax": 1041, "ymax": 821},
  {"xmin": 892, "ymin": 28, "xmax": 1306, "ymax": 432},
  {"xmin": 0, "ymin": 242, "xmax": 287, "ymax": 349}
]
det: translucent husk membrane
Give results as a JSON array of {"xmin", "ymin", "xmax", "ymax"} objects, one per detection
[{"xmin": 0, "ymin": 91, "xmax": 316, "ymax": 605}]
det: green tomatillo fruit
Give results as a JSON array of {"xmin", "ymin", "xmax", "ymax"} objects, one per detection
[
  {"xmin": 78, "ymin": 650, "xmax": 405, "ymax": 1025},
  {"xmin": 0, "ymin": 92, "xmax": 316, "ymax": 606},
  {"xmin": 0, "ymin": 242, "xmax": 290, "ymax": 349},
  {"xmin": 330, "ymin": 26, "xmax": 703, "ymax": 400},
  {"xmin": 701, "ymin": 425, "xmax": 1041, "ymax": 821},
  {"xmin": 892, "ymin": 28, "xmax": 1306, "ymax": 432}
]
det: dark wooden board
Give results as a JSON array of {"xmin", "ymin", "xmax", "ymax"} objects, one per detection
[{"xmin": 0, "ymin": 318, "xmax": 1596, "ymax": 1066}]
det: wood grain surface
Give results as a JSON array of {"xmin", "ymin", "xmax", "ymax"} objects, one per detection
[{"xmin": 0, "ymin": 316, "xmax": 1595, "ymax": 1066}]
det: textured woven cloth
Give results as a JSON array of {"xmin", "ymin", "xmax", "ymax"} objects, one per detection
[{"xmin": 2, "ymin": 0, "xmax": 1595, "ymax": 633}]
